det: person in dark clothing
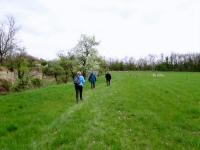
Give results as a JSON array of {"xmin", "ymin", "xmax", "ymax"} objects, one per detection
[
  {"xmin": 74, "ymin": 71, "xmax": 85, "ymax": 103},
  {"xmin": 88, "ymin": 72, "xmax": 97, "ymax": 89},
  {"xmin": 105, "ymin": 72, "xmax": 111, "ymax": 86}
]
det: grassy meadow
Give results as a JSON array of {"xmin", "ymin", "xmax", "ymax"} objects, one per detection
[{"xmin": 0, "ymin": 71, "xmax": 200, "ymax": 149}]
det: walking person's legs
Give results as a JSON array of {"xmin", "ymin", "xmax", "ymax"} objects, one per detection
[
  {"xmin": 90, "ymin": 82, "xmax": 93, "ymax": 89},
  {"xmin": 106, "ymin": 80, "xmax": 109, "ymax": 86},
  {"xmin": 79, "ymin": 86, "xmax": 83, "ymax": 100},
  {"xmin": 75, "ymin": 84, "xmax": 79, "ymax": 103},
  {"xmin": 93, "ymin": 82, "xmax": 95, "ymax": 88},
  {"xmin": 91, "ymin": 81, "xmax": 95, "ymax": 89}
]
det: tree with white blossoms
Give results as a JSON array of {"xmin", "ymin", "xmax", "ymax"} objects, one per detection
[{"xmin": 72, "ymin": 34, "xmax": 100, "ymax": 77}]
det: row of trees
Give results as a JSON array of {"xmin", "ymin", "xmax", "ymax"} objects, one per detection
[
  {"xmin": 42, "ymin": 34, "xmax": 107, "ymax": 83},
  {"xmin": 0, "ymin": 16, "xmax": 107, "ymax": 92},
  {"xmin": 108, "ymin": 53, "xmax": 200, "ymax": 72},
  {"xmin": 1, "ymin": 16, "xmax": 200, "ymax": 93},
  {"xmin": 0, "ymin": 17, "xmax": 42, "ymax": 91}
]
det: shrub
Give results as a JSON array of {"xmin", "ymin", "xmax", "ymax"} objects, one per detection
[
  {"xmin": 58, "ymin": 75, "xmax": 68, "ymax": 84},
  {"xmin": 12, "ymin": 77, "xmax": 30, "ymax": 92},
  {"xmin": 12, "ymin": 81, "xmax": 22, "ymax": 92},
  {"xmin": 31, "ymin": 78, "xmax": 42, "ymax": 87},
  {"xmin": 0, "ymin": 79, "xmax": 11, "ymax": 94}
]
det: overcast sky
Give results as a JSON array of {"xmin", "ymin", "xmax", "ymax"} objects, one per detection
[{"xmin": 0, "ymin": 0, "xmax": 200, "ymax": 60}]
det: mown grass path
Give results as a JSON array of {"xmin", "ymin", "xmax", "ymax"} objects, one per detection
[{"xmin": 0, "ymin": 72, "xmax": 200, "ymax": 149}]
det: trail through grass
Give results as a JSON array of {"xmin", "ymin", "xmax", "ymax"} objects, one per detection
[{"xmin": 0, "ymin": 72, "xmax": 200, "ymax": 149}]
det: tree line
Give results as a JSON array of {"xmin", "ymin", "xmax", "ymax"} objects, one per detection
[
  {"xmin": 107, "ymin": 53, "xmax": 200, "ymax": 72},
  {"xmin": 0, "ymin": 16, "xmax": 107, "ymax": 92},
  {"xmin": 1, "ymin": 16, "xmax": 200, "ymax": 93}
]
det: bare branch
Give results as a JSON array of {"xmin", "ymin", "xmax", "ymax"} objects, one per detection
[{"xmin": 0, "ymin": 16, "xmax": 18, "ymax": 64}]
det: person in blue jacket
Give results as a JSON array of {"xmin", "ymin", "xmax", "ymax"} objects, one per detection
[
  {"xmin": 74, "ymin": 71, "xmax": 85, "ymax": 102},
  {"xmin": 88, "ymin": 72, "xmax": 96, "ymax": 89}
]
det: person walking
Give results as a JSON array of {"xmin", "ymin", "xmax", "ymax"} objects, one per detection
[
  {"xmin": 105, "ymin": 72, "xmax": 111, "ymax": 86},
  {"xmin": 74, "ymin": 71, "xmax": 85, "ymax": 103},
  {"xmin": 88, "ymin": 72, "xmax": 96, "ymax": 89}
]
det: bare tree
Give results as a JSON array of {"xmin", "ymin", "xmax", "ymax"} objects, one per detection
[
  {"xmin": 0, "ymin": 16, "xmax": 18, "ymax": 64},
  {"xmin": 148, "ymin": 54, "xmax": 156, "ymax": 71}
]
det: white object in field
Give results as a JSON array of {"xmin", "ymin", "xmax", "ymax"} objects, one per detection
[{"xmin": 153, "ymin": 73, "xmax": 165, "ymax": 77}]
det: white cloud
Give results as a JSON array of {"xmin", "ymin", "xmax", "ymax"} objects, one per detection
[{"xmin": 0, "ymin": 0, "xmax": 200, "ymax": 59}]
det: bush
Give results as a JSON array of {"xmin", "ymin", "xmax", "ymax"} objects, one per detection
[
  {"xmin": 12, "ymin": 81, "xmax": 22, "ymax": 92},
  {"xmin": 31, "ymin": 78, "xmax": 42, "ymax": 87},
  {"xmin": 12, "ymin": 77, "xmax": 30, "ymax": 92},
  {"xmin": 0, "ymin": 79, "xmax": 11, "ymax": 94},
  {"xmin": 59, "ymin": 75, "xmax": 68, "ymax": 84}
]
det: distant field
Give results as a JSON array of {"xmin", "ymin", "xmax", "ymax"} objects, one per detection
[{"xmin": 0, "ymin": 71, "xmax": 200, "ymax": 150}]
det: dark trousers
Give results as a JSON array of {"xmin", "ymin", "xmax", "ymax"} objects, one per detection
[
  {"xmin": 75, "ymin": 84, "xmax": 83, "ymax": 102},
  {"xmin": 90, "ymin": 81, "xmax": 95, "ymax": 89},
  {"xmin": 106, "ymin": 79, "xmax": 111, "ymax": 86}
]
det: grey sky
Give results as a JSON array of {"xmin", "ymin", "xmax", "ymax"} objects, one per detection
[{"xmin": 0, "ymin": 0, "xmax": 200, "ymax": 59}]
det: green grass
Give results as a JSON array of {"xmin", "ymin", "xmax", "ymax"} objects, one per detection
[{"xmin": 0, "ymin": 71, "xmax": 200, "ymax": 149}]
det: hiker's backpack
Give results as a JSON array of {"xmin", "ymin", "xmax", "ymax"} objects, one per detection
[{"xmin": 74, "ymin": 75, "xmax": 80, "ymax": 85}]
